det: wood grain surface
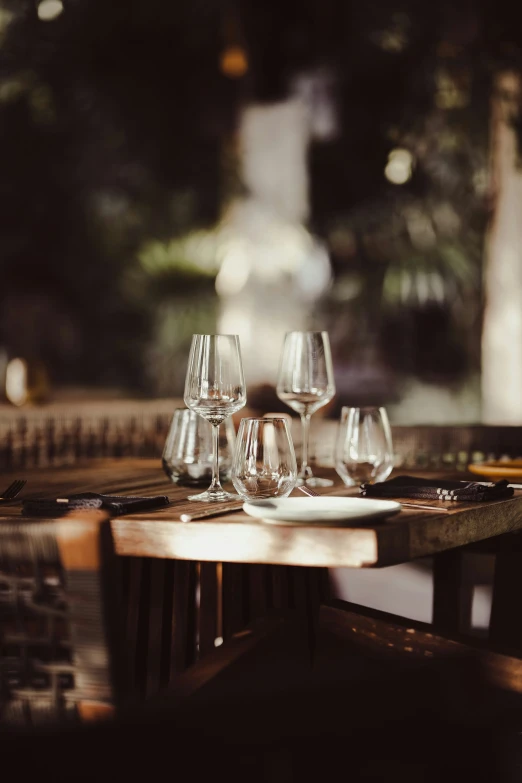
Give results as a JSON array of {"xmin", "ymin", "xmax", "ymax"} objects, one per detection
[{"xmin": 2, "ymin": 458, "xmax": 522, "ymax": 568}]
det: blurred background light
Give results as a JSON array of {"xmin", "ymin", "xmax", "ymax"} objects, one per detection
[
  {"xmin": 370, "ymin": 12, "xmax": 410, "ymax": 52},
  {"xmin": 220, "ymin": 46, "xmax": 248, "ymax": 78},
  {"xmin": 385, "ymin": 148, "xmax": 413, "ymax": 184},
  {"xmin": 290, "ymin": 67, "xmax": 339, "ymax": 141},
  {"xmin": 215, "ymin": 246, "xmax": 251, "ymax": 296},
  {"xmin": 388, "ymin": 148, "xmax": 413, "ymax": 166},
  {"xmin": 5, "ymin": 358, "xmax": 28, "ymax": 406},
  {"xmin": 37, "ymin": 0, "xmax": 63, "ymax": 22},
  {"xmin": 0, "ymin": 8, "xmax": 14, "ymax": 41}
]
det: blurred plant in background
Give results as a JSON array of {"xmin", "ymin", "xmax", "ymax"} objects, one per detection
[
  {"xmin": 306, "ymin": 0, "xmax": 493, "ymax": 406},
  {"xmin": 126, "ymin": 231, "xmax": 220, "ymax": 395},
  {"xmin": 0, "ymin": 0, "xmax": 521, "ymax": 409},
  {"xmin": 0, "ymin": 0, "xmax": 229, "ymax": 395}
]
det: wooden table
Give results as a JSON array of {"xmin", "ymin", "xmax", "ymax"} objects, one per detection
[
  {"xmin": 3, "ymin": 457, "xmax": 522, "ymax": 688},
  {"xmin": 3, "ymin": 458, "xmax": 522, "ymax": 570}
]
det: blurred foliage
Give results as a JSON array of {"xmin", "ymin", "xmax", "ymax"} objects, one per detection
[
  {"xmin": 237, "ymin": 0, "xmax": 522, "ymax": 386},
  {"xmin": 144, "ymin": 296, "xmax": 219, "ymax": 397},
  {"xmin": 0, "ymin": 0, "xmax": 522, "ymax": 393},
  {"xmin": 133, "ymin": 232, "xmax": 220, "ymax": 293},
  {"xmin": 0, "ymin": 0, "xmax": 233, "ymax": 392},
  {"xmin": 301, "ymin": 1, "xmax": 494, "ymax": 384}
]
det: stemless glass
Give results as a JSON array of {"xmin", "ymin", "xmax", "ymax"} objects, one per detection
[
  {"xmin": 276, "ymin": 331, "xmax": 336, "ymax": 487},
  {"xmin": 184, "ymin": 334, "xmax": 246, "ymax": 502},
  {"xmin": 231, "ymin": 418, "xmax": 297, "ymax": 500},
  {"xmin": 162, "ymin": 408, "xmax": 236, "ymax": 486},
  {"xmin": 335, "ymin": 406, "xmax": 394, "ymax": 487}
]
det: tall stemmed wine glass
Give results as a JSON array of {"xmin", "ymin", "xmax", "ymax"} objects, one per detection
[
  {"xmin": 184, "ymin": 334, "xmax": 246, "ymax": 502},
  {"xmin": 276, "ymin": 331, "xmax": 335, "ymax": 487}
]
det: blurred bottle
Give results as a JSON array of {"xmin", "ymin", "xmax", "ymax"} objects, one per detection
[{"xmin": 5, "ymin": 357, "xmax": 51, "ymax": 406}]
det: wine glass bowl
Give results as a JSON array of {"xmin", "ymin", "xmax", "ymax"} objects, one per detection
[
  {"xmin": 276, "ymin": 331, "xmax": 335, "ymax": 487},
  {"xmin": 231, "ymin": 418, "xmax": 297, "ymax": 500},
  {"xmin": 334, "ymin": 406, "xmax": 394, "ymax": 487},
  {"xmin": 183, "ymin": 334, "xmax": 246, "ymax": 502},
  {"xmin": 162, "ymin": 408, "xmax": 236, "ymax": 486},
  {"xmin": 184, "ymin": 335, "xmax": 246, "ymax": 425}
]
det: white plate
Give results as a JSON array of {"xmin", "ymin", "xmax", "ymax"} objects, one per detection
[{"xmin": 243, "ymin": 496, "xmax": 402, "ymax": 526}]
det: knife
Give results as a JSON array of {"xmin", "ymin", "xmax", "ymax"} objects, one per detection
[
  {"xmin": 461, "ymin": 480, "xmax": 522, "ymax": 489},
  {"xmin": 399, "ymin": 501, "xmax": 451, "ymax": 512},
  {"xmin": 180, "ymin": 503, "xmax": 244, "ymax": 522}
]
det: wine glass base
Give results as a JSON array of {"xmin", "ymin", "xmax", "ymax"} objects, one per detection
[
  {"xmin": 297, "ymin": 476, "xmax": 334, "ymax": 488},
  {"xmin": 187, "ymin": 489, "xmax": 239, "ymax": 503}
]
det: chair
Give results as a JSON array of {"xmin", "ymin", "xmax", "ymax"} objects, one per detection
[
  {"xmin": 310, "ymin": 598, "xmax": 522, "ymax": 778},
  {"xmin": 0, "ymin": 503, "xmax": 331, "ymax": 725},
  {"xmin": 0, "ymin": 509, "xmax": 254, "ymax": 720},
  {"xmin": 0, "ymin": 597, "xmax": 516, "ymax": 781},
  {"xmin": 319, "ymin": 598, "xmax": 522, "ymax": 692},
  {"xmin": 137, "ymin": 595, "xmax": 522, "ymax": 781},
  {"xmin": 1, "ymin": 502, "xmax": 519, "ymax": 777},
  {"xmin": 0, "ymin": 509, "xmax": 125, "ymax": 725},
  {"xmin": 0, "ymin": 506, "xmax": 304, "ymax": 776}
]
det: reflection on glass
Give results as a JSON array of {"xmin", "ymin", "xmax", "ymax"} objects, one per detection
[
  {"xmin": 335, "ymin": 406, "xmax": 394, "ymax": 487},
  {"xmin": 162, "ymin": 408, "xmax": 236, "ymax": 487},
  {"xmin": 184, "ymin": 334, "xmax": 246, "ymax": 502},
  {"xmin": 276, "ymin": 331, "xmax": 335, "ymax": 487},
  {"xmin": 231, "ymin": 418, "xmax": 297, "ymax": 500}
]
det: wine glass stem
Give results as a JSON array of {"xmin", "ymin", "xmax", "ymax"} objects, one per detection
[
  {"xmin": 209, "ymin": 423, "xmax": 223, "ymax": 493},
  {"xmin": 299, "ymin": 413, "xmax": 313, "ymax": 480}
]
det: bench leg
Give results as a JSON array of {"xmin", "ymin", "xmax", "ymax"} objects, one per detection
[
  {"xmin": 489, "ymin": 551, "xmax": 522, "ymax": 651},
  {"xmin": 432, "ymin": 549, "xmax": 474, "ymax": 634}
]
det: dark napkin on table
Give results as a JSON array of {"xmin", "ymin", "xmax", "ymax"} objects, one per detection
[
  {"xmin": 360, "ymin": 475, "xmax": 514, "ymax": 502},
  {"xmin": 22, "ymin": 492, "xmax": 170, "ymax": 517}
]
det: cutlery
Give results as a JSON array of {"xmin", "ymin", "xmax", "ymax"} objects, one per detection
[
  {"xmin": 180, "ymin": 503, "xmax": 244, "ymax": 522},
  {"xmin": 297, "ymin": 485, "xmax": 324, "ymax": 499},
  {"xmin": 0, "ymin": 479, "xmax": 26, "ymax": 503},
  {"xmin": 390, "ymin": 501, "xmax": 451, "ymax": 512},
  {"xmin": 296, "ymin": 484, "xmax": 450, "ymax": 512},
  {"xmin": 461, "ymin": 480, "xmax": 522, "ymax": 490},
  {"xmin": 23, "ymin": 492, "xmax": 170, "ymax": 517}
]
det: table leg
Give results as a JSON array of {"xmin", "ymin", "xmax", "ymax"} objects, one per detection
[
  {"xmin": 432, "ymin": 549, "xmax": 473, "ymax": 634},
  {"xmin": 222, "ymin": 563, "xmax": 249, "ymax": 640},
  {"xmin": 489, "ymin": 551, "xmax": 522, "ymax": 651},
  {"xmin": 292, "ymin": 566, "xmax": 329, "ymax": 664},
  {"xmin": 198, "ymin": 562, "xmax": 219, "ymax": 657}
]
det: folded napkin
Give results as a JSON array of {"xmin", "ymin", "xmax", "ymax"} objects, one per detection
[
  {"xmin": 23, "ymin": 492, "xmax": 170, "ymax": 517},
  {"xmin": 360, "ymin": 476, "xmax": 514, "ymax": 502}
]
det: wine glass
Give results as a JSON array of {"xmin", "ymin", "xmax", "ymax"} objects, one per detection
[
  {"xmin": 334, "ymin": 406, "xmax": 394, "ymax": 487},
  {"xmin": 162, "ymin": 408, "xmax": 236, "ymax": 486},
  {"xmin": 276, "ymin": 331, "xmax": 336, "ymax": 487},
  {"xmin": 184, "ymin": 334, "xmax": 246, "ymax": 502},
  {"xmin": 231, "ymin": 417, "xmax": 297, "ymax": 500}
]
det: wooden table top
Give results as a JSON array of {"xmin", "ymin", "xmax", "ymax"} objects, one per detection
[{"xmin": 2, "ymin": 458, "xmax": 522, "ymax": 568}]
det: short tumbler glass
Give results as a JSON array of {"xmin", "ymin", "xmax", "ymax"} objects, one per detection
[
  {"xmin": 162, "ymin": 408, "xmax": 236, "ymax": 487},
  {"xmin": 335, "ymin": 406, "xmax": 394, "ymax": 487},
  {"xmin": 231, "ymin": 418, "xmax": 298, "ymax": 500}
]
